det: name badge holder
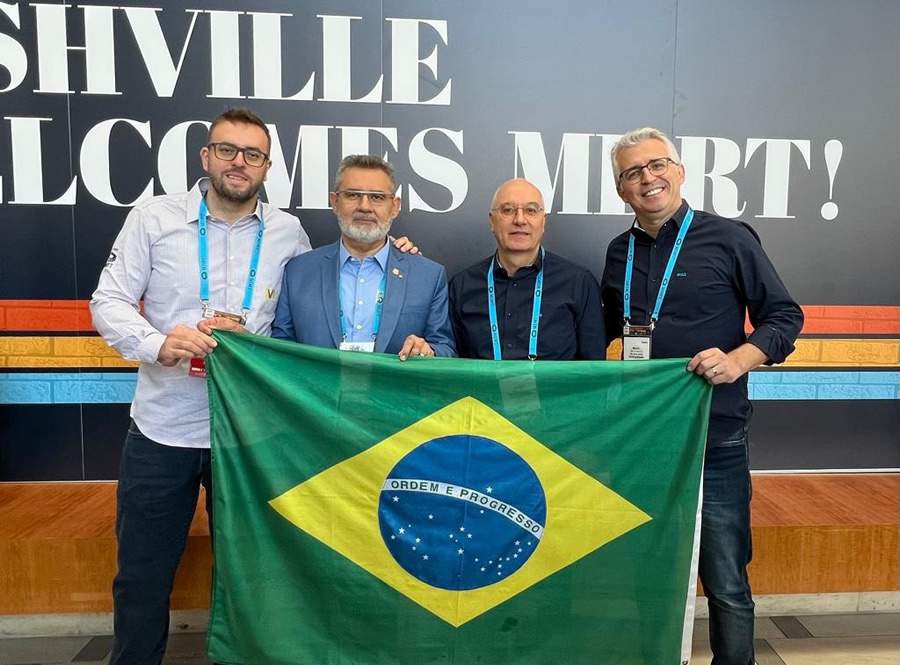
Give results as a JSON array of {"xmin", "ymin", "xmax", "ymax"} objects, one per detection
[
  {"xmin": 487, "ymin": 248, "xmax": 544, "ymax": 361},
  {"xmin": 621, "ymin": 209, "xmax": 693, "ymax": 361},
  {"xmin": 189, "ymin": 198, "xmax": 264, "ymax": 378},
  {"xmin": 338, "ymin": 269, "xmax": 387, "ymax": 354}
]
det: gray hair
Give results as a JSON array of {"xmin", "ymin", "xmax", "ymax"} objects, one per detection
[
  {"xmin": 610, "ymin": 127, "xmax": 681, "ymax": 183},
  {"xmin": 333, "ymin": 154, "xmax": 397, "ymax": 192}
]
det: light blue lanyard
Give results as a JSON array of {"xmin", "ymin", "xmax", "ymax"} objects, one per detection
[
  {"xmin": 487, "ymin": 247, "xmax": 544, "ymax": 360},
  {"xmin": 338, "ymin": 269, "xmax": 388, "ymax": 342},
  {"xmin": 197, "ymin": 198, "xmax": 264, "ymax": 317},
  {"xmin": 624, "ymin": 208, "xmax": 693, "ymax": 325}
]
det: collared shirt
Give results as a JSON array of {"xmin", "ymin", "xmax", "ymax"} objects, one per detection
[
  {"xmin": 449, "ymin": 249, "xmax": 606, "ymax": 360},
  {"xmin": 601, "ymin": 200, "xmax": 804, "ymax": 443},
  {"xmin": 338, "ymin": 240, "xmax": 391, "ymax": 342},
  {"xmin": 90, "ymin": 179, "xmax": 312, "ymax": 448}
]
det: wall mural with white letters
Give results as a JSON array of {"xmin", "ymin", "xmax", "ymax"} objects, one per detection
[{"xmin": 0, "ymin": 0, "xmax": 897, "ymax": 478}]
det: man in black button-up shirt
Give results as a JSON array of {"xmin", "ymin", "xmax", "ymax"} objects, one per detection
[
  {"xmin": 449, "ymin": 178, "xmax": 605, "ymax": 360},
  {"xmin": 601, "ymin": 127, "xmax": 803, "ymax": 665}
]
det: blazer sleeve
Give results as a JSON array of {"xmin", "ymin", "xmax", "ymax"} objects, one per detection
[
  {"xmin": 424, "ymin": 265, "xmax": 457, "ymax": 357},
  {"xmin": 270, "ymin": 265, "xmax": 296, "ymax": 341}
]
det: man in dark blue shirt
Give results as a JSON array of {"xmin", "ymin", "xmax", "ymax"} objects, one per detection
[
  {"xmin": 601, "ymin": 127, "xmax": 803, "ymax": 665},
  {"xmin": 450, "ymin": 178, "xmax": 605, "ymax": 360}
]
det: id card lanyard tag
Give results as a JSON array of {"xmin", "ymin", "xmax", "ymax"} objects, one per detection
[
  {"xmin": 621, "ymin": 208, "xmax": 694, "ymax": 361},
  {"xmin": 339, "ymin": 341, "xmax": 376, "ymax": 353},
  {"xmin": 191, "ymin": 197, "xmax": 264, "ymax": 378},
  {"xmin": 622, "ymin": 322, "xmax": 653, "ymax": 361}
]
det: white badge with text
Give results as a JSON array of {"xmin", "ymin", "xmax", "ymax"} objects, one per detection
[
  {"xmin": 622, "ymin": 323, "xmax": 652, "ymax": 361},
  {"xmin": 339, "ymin": 341, "xmax": 376, "ymax": 353}
]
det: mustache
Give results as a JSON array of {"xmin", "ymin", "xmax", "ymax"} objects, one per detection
[{"xmin": 352, "ymin": 214, "xmax": 378, "ymax": 222}]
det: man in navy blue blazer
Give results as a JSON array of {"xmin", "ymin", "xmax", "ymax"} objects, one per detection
[{"xmin": 272, "ymin": 155, "xmax": 455, "ymax": 359}]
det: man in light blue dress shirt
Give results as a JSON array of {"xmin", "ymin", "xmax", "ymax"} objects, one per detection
[{"xmin": 272, "ymin": 155, "xmax": 455, "ymax": 358}]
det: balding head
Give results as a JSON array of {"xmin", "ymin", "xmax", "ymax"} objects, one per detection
[{"xmin": 490, "ymin": 178, "xmax": 544, "ymax": 211}]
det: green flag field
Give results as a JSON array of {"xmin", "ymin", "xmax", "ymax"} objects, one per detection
[{"xmin": 206, "ymin": 332, "xmax": 711, "ymax": 665}]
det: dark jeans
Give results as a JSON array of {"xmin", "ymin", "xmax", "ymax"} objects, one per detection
[
  {"xmin": 110, "ymin": 422, "xmax": 213, "ymax": 665},
  {"xmin": 699, "ymin": 428, "xmax": 755, "ymax": 665}
]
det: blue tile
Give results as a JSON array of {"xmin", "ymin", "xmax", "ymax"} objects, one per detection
[
  {"xmin": 780, "ymin": 371, "xmax": 859, "ymax": 385},
  {"xmin": 817, "ymin": 384, "xmax": 896, "ymax": 400},
  {"xmin": 751, "ymin": 384, "xmax": 817, "ymax": 400},
  {"xmin": 748, "ymin": 371, "xmax": 782, "ymax": 384}
]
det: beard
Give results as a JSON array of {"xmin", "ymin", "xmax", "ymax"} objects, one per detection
[
  {"xmin": 209, "ymin": 169, "xmax": 263, "ymax": 204},
  {"xmin": 338, "ymin": 215, "xmax": 392, "ymax": 245}
]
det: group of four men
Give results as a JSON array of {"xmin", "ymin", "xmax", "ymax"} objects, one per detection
[{"xmin": 91, "ymin": 107, "xmax": 803, "ymax": 665}]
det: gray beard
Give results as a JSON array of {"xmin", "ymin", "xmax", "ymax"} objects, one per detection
[{"xmin": 339, "ymin": 217, "xmax": 392, "ymax": 245}]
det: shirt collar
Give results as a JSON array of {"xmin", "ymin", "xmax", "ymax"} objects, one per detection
[
  {"xmin": 630, "ymin": 199, "xmax": 690, "ymax": 238},
  {"xmin": 493, "ymin": 247, "xmax": 544, "ymax": 276},
  {"xmin": 340, "ymin": 238, "xmax": 391, "ymax": 271},
  {"xmin": 186, "ymin": 178, "xmax": 264, "ymax": 226}
]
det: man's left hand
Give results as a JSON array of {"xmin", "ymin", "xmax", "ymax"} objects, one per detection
[
  {"xmin": 687, "ymin": 344, "xmax": 767, "ymax": 385},
  {"xmin": 197, "ymin": 316, "xmax": 248, "ymax": 336},
  {"xmin": 391, "ymin": 236, "xmax": 420, "ymax": 255},
  {"xmin": 398, "ymin": 335, "xmax": 435, "ymax": 361}
]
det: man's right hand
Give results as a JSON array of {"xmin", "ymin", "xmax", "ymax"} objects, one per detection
[{"xmin": 157, "ymin": 324, "xmax": 217, "ymax": 366}]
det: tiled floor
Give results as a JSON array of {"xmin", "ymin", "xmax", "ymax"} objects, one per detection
[{"xmin": 1, "ymin": 614, "xmax": 897, "ymax": 664}]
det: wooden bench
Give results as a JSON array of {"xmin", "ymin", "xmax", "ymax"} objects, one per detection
[{"xmin": 1, "ymin": 475, "xmax": 896, "ymax": 614}]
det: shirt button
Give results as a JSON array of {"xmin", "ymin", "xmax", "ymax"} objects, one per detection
[
  {"xmin": 229, "ymin": 255, "xmax": 234, "ymax": 260},
  {"xmin": 360, "ymin": 278, "xmax": 365, "ymax": 283},
  {"xmin": 358, "ymin": 300, "xmax": 364, "ymax": 305},
  {"xmin": 229, "ymin": 281, "xmax": 236, "ymax": 286},
  {"xmin": 356, "ymin": 324, "xmax": 363, "ymax": 330}
]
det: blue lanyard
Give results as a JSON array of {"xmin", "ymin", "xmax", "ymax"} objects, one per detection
[
  {"xmin": 487, "ymin": 247, "xmax": 544, "ymax": 360},
  {"xmin": 197, "ymin": 198, "xmax": 264, "ymax": 317},
  {"xmin": 624, "ymin": 208, "xmax": 694, "ymax": 325},
  {"xmin": 338, "ymin": 267, "xmax": 388, "ymax": 342}
]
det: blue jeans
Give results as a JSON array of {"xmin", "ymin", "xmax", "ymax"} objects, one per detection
[
  {"xmin": 110, "ymin": 422, "xmax": 213, "ymax": 665},
  {"xmin": 699, "ymin": 429, "xmax": 755, "ymax": 665}
]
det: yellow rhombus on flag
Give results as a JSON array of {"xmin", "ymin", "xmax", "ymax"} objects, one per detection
[{"xmin": 270, "ymin": 396, "xmax": 651, "ymax": 627}]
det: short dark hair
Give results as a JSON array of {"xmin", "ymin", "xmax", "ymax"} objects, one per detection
[
  {"xmin": 334, "ymin": 154, "xmax": 397, "ymax": 193},
  {"xmin": 208, "ymin": 108, "xmax": 271, "ymax": 153}
]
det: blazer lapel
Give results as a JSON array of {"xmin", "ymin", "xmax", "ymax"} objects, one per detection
[
  {"xmin": 321, "ymin": 242, "xmax": 342, "ymax": 348},
  {"xmin": 376, "ymin": 246, "xmax": 408, "ymax": 353}
]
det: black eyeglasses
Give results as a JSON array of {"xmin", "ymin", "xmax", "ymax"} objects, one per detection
[
  {"xmin": 618, "ymin": 157, "xmax": 678, "ymax": 184},
  {"xmin": 207, "ymin": 142, "xmax": 269, "ymax": 168}
]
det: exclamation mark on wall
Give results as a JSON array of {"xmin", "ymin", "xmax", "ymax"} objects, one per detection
[{"xmin": 820, "ymin": 139, "xmax": 842, "ymax": 221}]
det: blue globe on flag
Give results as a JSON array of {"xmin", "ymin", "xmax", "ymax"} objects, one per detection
[{"xmin": 377, "ymin": 434, "xmax": 547, "ymax": 591}]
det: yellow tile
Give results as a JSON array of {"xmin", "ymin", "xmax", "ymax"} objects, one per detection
[
  {"xmin": 785, "ymin": 339, "xmax": 823, "ymax": 363},
  {"xmin": 607, "ymin": 338, "xmax": 622, "ymax": 360},
  {"xmin": 6, "ymin": 356, "xmax": 102, "ymax": 367},
  {"xmin": 53, "ymin": 336, "xmax": 122, "ymax": 357},
  {"xmin": 0, "ymin": 337, "xmax": 52, "ymax": 355},
  {"xmin": 101, "ymin": 357, "xmax": 139, "ymax": 368},
  {"xmin": 819, "ymin": 340, "xmax": 899, "ymax": 366}
]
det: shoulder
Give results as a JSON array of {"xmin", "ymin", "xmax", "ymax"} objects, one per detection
[
  {"xmin": 449, "ymin": 256, "xmax": 492, "ymax": 289},
  {"xmin": 393, "ymin": 249, "xmax": 447, "ymax": 278},
  {"xmin": 691, "ymin": 209, "xmax": 763, "ymax": 247},
  {"xmin": 130, "ymin": 190, "xmax": 190, "ymax": 220},
  {"xmin": 284, "ymin": 242, "xmax": 335, "ymax": 274},
  {"xmin": 260, "ymin": 202, "xmax": 304, "ymax": 231},
  {"xmin": 545, "ymin": 251, "xmax": 598, "ymax": 283}
]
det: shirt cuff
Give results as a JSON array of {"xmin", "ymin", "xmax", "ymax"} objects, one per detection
[
  {"xmin": 747, "ymin": 325, "xmax": 795, "ymax": 365},
  {"xmin": 136, "ymin": 332, "xmax": 167, "ymax": 365}
]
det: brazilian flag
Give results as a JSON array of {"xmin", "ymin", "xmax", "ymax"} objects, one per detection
[{"xmin": 206, "ymin": 332, "xmax": 711, "ymax": 665}]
